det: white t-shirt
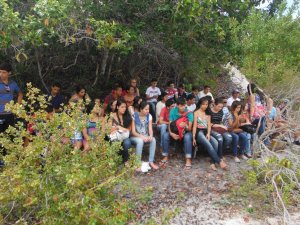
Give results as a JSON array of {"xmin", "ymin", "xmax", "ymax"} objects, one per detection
[
  {"xmin": 227, "ymin": 97, "xmax": 240, "ymax": 107},
  {"xmin": 146, "ymin": 86, "xmax": 161, "ymax": 103},
  {"xmin": 187, "ymin": 104, "xmax": 196, "ymax": 112},
  {"xmin": 198, "ymin": 90, "xmax": 214, "ymax": 101},
  {"xmin": 156, "ymin": 101, "xmax": 165, "ymax": 122}
]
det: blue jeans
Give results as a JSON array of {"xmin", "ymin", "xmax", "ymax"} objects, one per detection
[
  {"xmin": 121, "ymin": 138, "xmax": 131, "ymax": 162},
  {"xmin": 157, "ymin": 124, "xmax": 168, "ymax": 147},
  {"xmin": 197, "ymin": 130, "xmax": 220, "ymax": 164},
  {"xmin": 211, "ymin": 131, "xmax": 232, "ymax": 158},
  {"xmin": 130, "ymin": 136, "xmax": 156, "ymax": 163},
  {"xmin": 245, "ymin": 132, "xmax": 251, "ymax": 155},
  {"xmin": 148, "ymin": 102, "xmax": 157, "ymax": 123},
  {"xmin": 230, "ymin": 132, "xmax": 248, "ymax": 156},
  {"xmin": 253, "ymin": 116, "xmax": 266, "ymax": 136},
  {"xmin": 162, "ymin": 131, "xmax": 193, "ymax": 158}
]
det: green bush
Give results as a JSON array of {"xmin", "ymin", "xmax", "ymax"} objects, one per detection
[{"xmin": 0, "ymin": 84, "xmax": 136, "ymax": 224}]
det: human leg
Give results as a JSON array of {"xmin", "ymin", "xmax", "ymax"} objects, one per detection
[
  {"xmin": 162, "ymin": 132, "xmax": 170, "ymax": 157},
  {"xmin": 196, "ymin": 130, "xmax": 221, "ymax": 164},
  {"xmin": 222, "ymin": 132, "xmax": 232, "ymax": 153},
  {"xmin": 237, "ymin": 132, "xmax": 248, "ymax": 155},
  {"xmin": 121, "ymin": 138, "xmax": 131, "ymax": 162},
  {"xmin": 148, "ymin": 137, "xmax": 156, "ymax": 163},
  {"xmin": 211, "ymin": 131, "xmax": 223, "ymax": 159},
  {"xmin": 130, "ymin": 137, "xmax": 144, "ymax": 161},
  {"xmin": 230, "ymin": 132, "xmax": 239, "ymax": 157},
  {"xmin": 157, "ymin": 124, "xmax": 168, "ymax": 147},
  {"xmin": 184, "ymin": 132, "xmax": 193, "ymax": 159}
]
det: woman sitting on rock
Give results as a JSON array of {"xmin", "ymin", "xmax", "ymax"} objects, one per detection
[
  {"xmin": 131, "ymin": 101, "xmax": 159, "ymax": 170},
  {"xmin": 193, "ymin": 97, "xmax": 227, "ymax": 171}
]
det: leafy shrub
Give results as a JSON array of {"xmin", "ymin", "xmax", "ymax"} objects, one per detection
[{"xmin": 0, "ymin": 83, "xmax": 136, "ymax": 224}]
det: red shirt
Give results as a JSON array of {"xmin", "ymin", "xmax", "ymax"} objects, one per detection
[
  {"xmin": 104, "ymin": 93, "xmax": 117, "ymax": 105},
  {"xmin": 166, "ymin": 88, "xmax": 177, "ymax": 99},
  {"xmin": 157, "ymin": 107, "xmax": 170, "ymax": 125}
]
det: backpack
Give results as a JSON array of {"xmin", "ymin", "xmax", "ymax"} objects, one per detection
[{"xmin": 170, "ymin": 111, "xmax": 191, "ymax": 140}]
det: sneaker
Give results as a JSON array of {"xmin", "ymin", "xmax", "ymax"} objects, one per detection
[
  {"xmin": 241, "ymin": 155, "xmax": 248, "ymax": 160},
  {"xmin": 234, "ymin": 157, "xmax": 241, "ymax": 163}
]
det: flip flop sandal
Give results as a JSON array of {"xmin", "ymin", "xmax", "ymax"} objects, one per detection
[
  {"xmin": 210, "ymin": 164, "xmax": 217, "ymax": 171},
  {"xmin": 184, "ymin": 164, "xmax": 192, "ymax": 171}
]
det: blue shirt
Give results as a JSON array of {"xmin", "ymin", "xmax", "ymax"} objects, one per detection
[
  {"xmin": 0, "ymin": 80, "xmax": 21, "ymax": 113},
  {"xmin": 169, "ymin": 107, "xmax": 194, "ymax": 123},
  {"xmin": 46, "ymin": 94, "xmax": 64, "ymax": 110}
]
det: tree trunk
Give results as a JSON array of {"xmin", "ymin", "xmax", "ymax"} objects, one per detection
[
  {"xmin": 105, "ymin": 53, "xmax": 115, "ymax": 86},
  {"xmin": 35, "ymin": 48, "xmax": 49, "ymax": 93},
  {"xmin": 92, "ymin": 48, "xmax": 109, "ymax": 87}
]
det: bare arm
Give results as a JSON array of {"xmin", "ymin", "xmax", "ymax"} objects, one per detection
[
  {"xmin": 17, "ymin": 91, "xmax": 23, "ymax": 104},
  {"xmin": 159, "ymin": 115, "xmax": 169, "ymax": 125},
  {"xmin": 192, "ymin": 111, "xmax": 198, "ymax": 140},
  {"xmin": 148, "ymin": 119, "xmax": 153, "ymax": 137},
  {"xmin": 207, "ymin": 115, "xmax": 211, "ymax": 135},
  {"xmin": 130, "ymin": 120, "xmax": 140, "ymax": 137},
  {"xmin": 82, "ymin": 128, "xmax": 89, "ymax": 140}
]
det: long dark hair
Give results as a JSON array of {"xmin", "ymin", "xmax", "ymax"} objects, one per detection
[
  {"xmin": 196, "ymin": 97, "xmax": 209, "ymax": 112},
  {"xmin": 230, "ymin": 101, "xmax": 242, "ymax": 115},
  {"xmin": 75, "ymin": 85, "xmax": 87, "ymax": 103},
  {"xmin": 138, "ymin": 101, "xmax": 149, "ymax": 112},
  {"xmin": 115, "ymin": 99, "xmax": 132, "ymax": 128},
  {"xmin": 133, "ymin": 96, "xmax": 142, "ymax": 111},
  {"xmin": 247, "ymin": 83, "xmax": 266, "ymax": 102}
]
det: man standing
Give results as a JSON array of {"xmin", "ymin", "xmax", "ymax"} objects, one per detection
[
  {"xmin": 0, "ymin": 63, "xmax": 23, "ymax": 112},
  {"xmin": 0, "ymin": 62, "xmax": 23, "ymax": 131}
]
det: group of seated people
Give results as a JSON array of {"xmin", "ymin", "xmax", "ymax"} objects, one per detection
[
  {"xmin": 42, "ymin": 77, "xmax": 299, "ymax": 172},
  {"xmin": 0, "ymin": 62, "xmax": 298, "ymax": 171}
]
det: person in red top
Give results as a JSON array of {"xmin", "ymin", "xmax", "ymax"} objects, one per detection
[
  {"xmin": 165, "ymin": 81, "xmax": 178, "ymax": 100},
  {"xmin": 103, "ymin": 84, "xmax": 123, "ymax": 115},
  {"xmin": 157, "ymin": 99, "xmax": 175, "ymax": 148}
]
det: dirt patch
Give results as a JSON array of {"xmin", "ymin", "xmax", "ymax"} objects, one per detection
[{"xmin": 132, "ymin": 148, "xmax": 299, "ymax": 224}]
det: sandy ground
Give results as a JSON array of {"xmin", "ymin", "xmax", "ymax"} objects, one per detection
[{"xmin": 133, "ymin": 148, "xmax": 300, "ymax": 225}]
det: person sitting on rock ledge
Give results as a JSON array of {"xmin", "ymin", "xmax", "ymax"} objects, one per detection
[{"xmin": 160, "ymin": 97, "xmax": 193, "ymax": 170}]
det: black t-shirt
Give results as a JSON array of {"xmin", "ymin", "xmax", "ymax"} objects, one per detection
[{"xmin": 207, "ymin": 107, "xmax": 223, "ymax": 124}]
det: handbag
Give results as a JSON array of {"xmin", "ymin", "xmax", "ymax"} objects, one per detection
[
  {"xmin": 239, "ymin": 124, "xmax": 256, "ymax": 134},
  {"xmin": 109, "ymin": 130, "xmax": 130, "ymax": 142},
  {"xmin": 212, "ymin": 126, "xmax": 227, "ymax": 134}
]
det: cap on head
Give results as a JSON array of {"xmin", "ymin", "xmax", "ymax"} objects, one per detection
[{"xmin": 232, "ymin": 89, "xmax": 240, "ymax": 94}]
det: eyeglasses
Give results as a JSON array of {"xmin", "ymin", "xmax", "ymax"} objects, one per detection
[{"xmin": 5, "ymin": 85, "xmax": 10, "ymax": 92}]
